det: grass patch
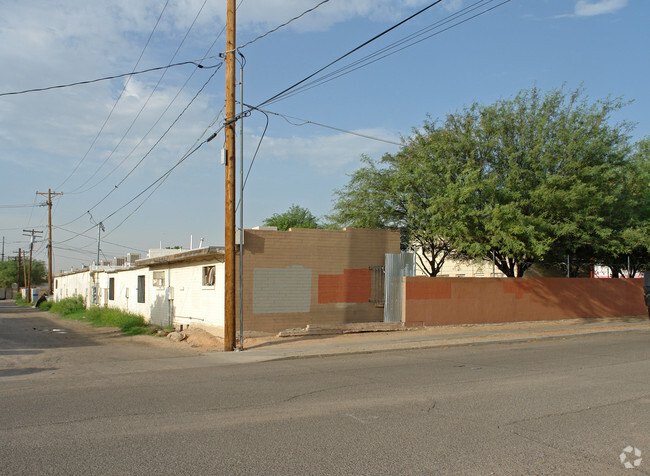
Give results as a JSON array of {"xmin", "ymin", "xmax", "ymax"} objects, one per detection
[
  {"xmin": 37, "ymin": 300, "xmax": 53, "ymax": 311},
  {"xmin": 14, "ymin": 294, "xmax": 32, "ymax": 307},
  {"xmin": 49, "ymin": 296, "xmax": 153, "ymax": 335},
  {"xmin": 50, "ymin": 295, "xmax": 86, "ymax": 315}
]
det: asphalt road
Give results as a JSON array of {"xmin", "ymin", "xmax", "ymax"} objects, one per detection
[{"xmin": 1, "ymin": 301, "xmax": 649, "ymax": 475}]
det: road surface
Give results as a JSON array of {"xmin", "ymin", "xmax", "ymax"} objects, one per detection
[{"xmin": 1, "ymin": 301, "xmax": 649, "ymax": 474}]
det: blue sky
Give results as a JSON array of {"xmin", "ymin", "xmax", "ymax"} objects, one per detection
[{"xmin": 0, "ymin": 0, "xmax": 648, "ymax": 272}]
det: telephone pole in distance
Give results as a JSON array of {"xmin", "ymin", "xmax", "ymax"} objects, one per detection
[{"xmin": 36, "ymin": 189, "xmax": 63, "ymax": 295}]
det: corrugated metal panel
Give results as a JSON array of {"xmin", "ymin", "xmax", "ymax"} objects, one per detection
[{"xmin": 384, "ymin": 252, "xmax": 415, "ymax": 323}]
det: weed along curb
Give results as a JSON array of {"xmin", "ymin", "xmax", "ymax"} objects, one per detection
[{"xmin": 47, "ymin": 296, "xmax": 164, "ymax": 336}]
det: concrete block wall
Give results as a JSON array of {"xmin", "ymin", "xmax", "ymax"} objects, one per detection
[
  {"xmin": 402, "ymin": 277, "xmax": 647, "ymax": 327},
  {"xmin": 161, "ymin": 261, "xmax": 225, "ymax": 329},
  {"xmin": 237, "ymin": 228, "xmax": 400, "ymax": 333},
  {"xmin": 54, "ymin": 271, "xmax": 90, "ymax": 303},
  {"xmin": 105, "ymin": 267, "xmax": 150, "ymax": 317}
]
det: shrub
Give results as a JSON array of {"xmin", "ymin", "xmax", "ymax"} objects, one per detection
[
  {"xmin": 50, "ymin": 296, "xmax": 86, "ymax": 316},
  {"xmin": 48, "ymin": 300, "xmax": 151, "ymax": 335}
]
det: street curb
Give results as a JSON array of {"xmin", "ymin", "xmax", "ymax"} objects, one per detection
[{"xmin": 237, "ymin": 326, "xmax": 650, "ymax": 363}]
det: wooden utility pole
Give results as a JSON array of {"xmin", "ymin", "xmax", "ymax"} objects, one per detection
[
  {"xmin": 37, "ymin": 189, "xmax": 63, "ymax": 295},
  {"xmin": 23, "ymin": 229, "xmax": 42, "ymax": 303},
  {"xmin": 223, "ymin": 0, "xmax": 236, "ymax": 351},
  {"xmin": 17, "ymin": 248, "xmax": 22, "ymax": 290},
  {"xmin": 22, "ymin": 250, "xmax": 27, "ymax": 294}
]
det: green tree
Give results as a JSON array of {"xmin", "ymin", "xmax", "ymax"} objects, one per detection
[
  {"xmin": 331, "ymin": 86, "xmax": 638, "ymax": 277},
  {"xmin": 593, "ymin": 136, "xmax": 650, "ymax": 277},
  {"xmin": 0, "ymin": 259, "xmax": 47, "ymax": 288},
  {"xmin": 263, "ymin": 204, "xmax": 319, "ymax": 231}
]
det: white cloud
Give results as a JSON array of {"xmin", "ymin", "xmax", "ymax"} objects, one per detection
[{"xmin": 571, "ymin": 0, "xmax": 628, "ymax": 17}]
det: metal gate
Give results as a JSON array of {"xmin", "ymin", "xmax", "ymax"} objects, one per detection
[
  {"xmin": 368, "ymin": 265, "xmax": 385, "ymax": 307},
  {"xmin": 384, "ymin": 252, "xmax": 415, "ymax": 323}
]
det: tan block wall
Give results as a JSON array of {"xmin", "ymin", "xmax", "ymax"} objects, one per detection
[
  {"xmin": 402, "ymin": 277, "xmax": 647, "ymax": 327},
  {"xmin": 237, "ymin": 228, "xmax": 400, "ymax": 333}
]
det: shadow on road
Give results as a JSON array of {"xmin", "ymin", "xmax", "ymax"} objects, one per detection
[
  {"xmin": 0, "ymin": 301, "xmax": 101, "ymax": 351},
  {"xmin": 0, "ymin": 367, "xmax": 57, "ymax": 377}
]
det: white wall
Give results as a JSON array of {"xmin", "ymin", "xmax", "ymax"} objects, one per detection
[
  {"xmin": 164, "ymin": 261, "xmax": 225, "ymax": 328},
  {"xmin": 106, "ymin": 267, "xmax": 150, "ymax": 318},
  {"xmin": 54, "ymin": 270, "xmax": 91, "ymax": 303},
  {"xmin": 54, "ymin": 259, "xmax": 225, "ymax": 329}
]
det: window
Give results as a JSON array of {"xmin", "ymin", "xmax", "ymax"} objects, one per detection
[
  {"xmin": 137, "ymin": 275, "xmax": 145, "ymax": 303},
  {"xmin": 55, "ymin": 279, "xmax": 58, "ymax": 290},
  {"xmin": 108, "ymin": 277, "xmax": 115, "ymax": 301},
  {"xmin": 153, "ymin": 271, "xmax": 165, "ymax": 288},
  {"xmin": 202, "ymin": 265, "xmax": 216, "ymax": 286}
]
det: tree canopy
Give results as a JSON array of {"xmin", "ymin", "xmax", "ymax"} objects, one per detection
[
  {"xmin": 329, "ymin": 86, "xmax": 648, "ymax": 277},
  {"xmin": 263, "ymin": 204, "xmax": 319, "ymax": 231},
  {"xmin": 0, "ymin": 259, "xmax": 47, "ymax": 288}
]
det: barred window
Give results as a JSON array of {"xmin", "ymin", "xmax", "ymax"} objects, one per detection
[{"xmin": 202, "ymin": 266, "xmax": 216, "ymax": 286}]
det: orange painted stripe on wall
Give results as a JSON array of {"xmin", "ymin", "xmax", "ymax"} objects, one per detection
[{"xmin": 318, "ymin": 269, "xmax": 371, "ymax": 304}]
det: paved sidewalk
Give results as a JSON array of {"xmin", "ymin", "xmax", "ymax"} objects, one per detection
[{"xmin": 207, "ymin": 316, "xmax": 650, "ymax": 364}]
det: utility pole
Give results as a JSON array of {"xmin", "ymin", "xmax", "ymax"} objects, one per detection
[
  {"xmin": 22, "ymin": 250, "xmax": 27, "ymax": 295},
  {"xmin": 238, "ymin": 51, "xmax": 245, "ymax": 351},
  {"xmin": 37, "ymin": 189, "xmax": 63, "ymax": 295},
  {"xmin": 2, "ymin": 236, "xmax": 4, "ymax": 261},
  {"xmin": 96, "ymin": 221, "xmax": 105, "ymax": 266},
  {"xmin": 223, "ymin": 0, "xmax": 236, "ymax": 351},
  {"xmin": 17, "ymin": 248, "xmax": 22, "ymax": 291},
  {"xmin": 23, "ymin": 229, "xmax": 42, "ymax": 303}
]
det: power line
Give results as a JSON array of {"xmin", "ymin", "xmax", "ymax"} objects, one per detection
[
  {"xmin": 256, "ymin": 0, "xmax": 445, "ymax": 108},
  {"xmin": 0, "ymin": 60, "xmax": 219, "ymax": 98},
  {"xmin": 69, "ymin": 23, "xmax": 231, "ymax": 196},
  {"xmin": 65, "ymin": 0, "xmax": 212, "ymax": 194},
  {"xmin": 57, "ymin": 64, "xmax": 222, "ymax": 229},
  {"xmin": 52, "ymin": 225, "xmax": 147, "ymax": 253},
  {"xmin": 101, "ymin": 128, "xmax": 220, "ymax": 227},
  {"xmin": 268, "ymin": 0, "xmax": 511, "ymax": 104},
  {"xmin": 0, "ymin": 203, "xmax": 46, "ymax": 209},
  {"xmin": 56, "ymin": 0, "xmax": 172, "ymax": 190},
  {"xmin": 257, "ymin": 107, "xmax": 402, "ymax": 146},
  {"xmin": 241, "ymin": 107, "xmax": 270, "ymax": 195},
  {"xmin": 55, "ymin": 121, "xmax": 224, "ymax": 247},
  {"xmin": 265, "ymin": 0, "xmax": 512, "ymax": 106},
  {"xmin": 236, "ymin": 0, "xmax": 332, "ymax": 51}
]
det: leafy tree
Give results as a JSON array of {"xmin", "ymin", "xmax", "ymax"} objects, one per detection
[
  {"xmin": 263, "ymin": 204, "xmax": 319, "ymax": 231},
  {"xmin": 593, "ymin": 136, "xmax": 650, "ymax": 277},
  {"xmin": 0, "ymin": 259, "xmax": 47, "ymax": 288},
  {"xmin": 331, "ymin": 86, "xmax": 640, "ymax": 277}
]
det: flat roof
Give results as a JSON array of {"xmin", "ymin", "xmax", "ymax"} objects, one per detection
[{"xmin": 136, "ymin": 246, "xmax": 226, "ymax": 267}]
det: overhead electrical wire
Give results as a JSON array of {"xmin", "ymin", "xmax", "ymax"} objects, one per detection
[
  {"xmin": 0, "ymin": 60, "xmax": 219, "ymax": 99},
  {"xmin": 52, "ymin": 225, "xmax": 146, "ymax": 253},
  {"xmin": 57, "ymin": 118, "xmax": 225, "ymax": 246},
  {"xmin": 102, "ymin": 125, "xmax": 225, "ymax": 238},
  {"xmin": 255, "ymin": 0, "xmax": 445, "ymax": 108},
  {"xmin": 236, "ymin": 0, "xmax": 332, "ymax": 51},
  {"xmin": 56, "ymin": 0, "xmax": 172, "ymax": 191},
  {"xmin": 267, "ymin": 0, "xmax": 511, "ymax": 105},
  {"xmin": 0, "ymin": 203, "xmax": 46, "ymax": 209},
  {"xmin": 57, "ymin": 64, "xmax": 222, "ymax": 229},
  {"xmin": 257, "ymin": 107, "xmax": 402, "ymax": 146},
  {"xmin": 69, "ymin": 18, "xmax": 230, "ymax": 197},
  {"xmin": 66, "ymin": 0, "xmax": 212, "ymax": 194}
]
